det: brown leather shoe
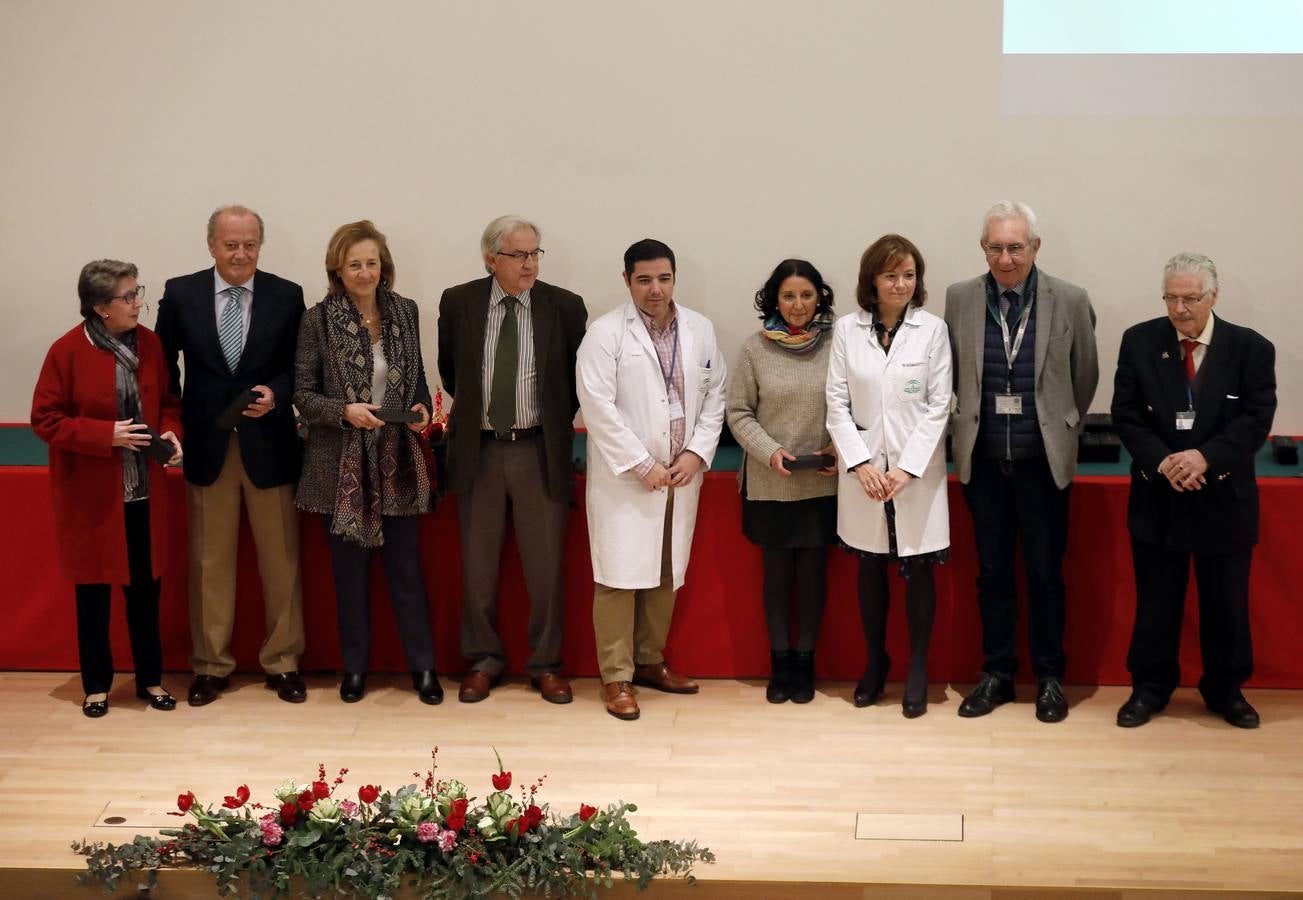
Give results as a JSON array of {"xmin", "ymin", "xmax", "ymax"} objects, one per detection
[
  {"xmin": 603, "ymin": 681, "xmax": 640, "ymax": 720},
  {"xmin": 187, "ymin": 674, "xmax": 231, "ymax": 707},
  {"xmin": 458, "ymin": 670, "xmax": 501, "ymax": 703},
  {"xmin": 529, "ymin": 672, "xmax": 573, "ymax": 704},
  {"xmin": 632, "ymin": 662, "xmax": 699, "ymax": 694},
  {"xmin": 265, "ymin": 671, "xmax": 307, "ymax": 704}
]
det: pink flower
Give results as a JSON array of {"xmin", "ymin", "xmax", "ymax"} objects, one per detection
[
  {"xmin": 259, "ymin": 813, "xmax": 277, "ymax": 827},
  {"xmin": 437, "ymin": 828, "xmax": 458, "ymax": 851},
  {"xmin": 261, "ymin": 822, "xmax": 284, "ymax": 847},
  {"xmin": 417, "ymin": 821, "xmax": 439, "ymax": 843},
  {"xmin": 339, "ymin": 799, "xmax": 359, "ymax": 819}
]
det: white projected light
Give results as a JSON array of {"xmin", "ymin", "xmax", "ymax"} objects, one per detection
[{"xmin": 1001, "ymin": 0, "xmax": 1303, "ymax": 114}]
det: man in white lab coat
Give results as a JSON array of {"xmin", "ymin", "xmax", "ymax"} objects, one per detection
[{"xmin": 576, "ymin": 239, "xmax": 727, "ymax": 720}]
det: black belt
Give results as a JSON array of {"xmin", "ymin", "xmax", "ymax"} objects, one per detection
[{"xmin": 482, "ymin": 426, "xmax": 542, "ymax": 442}]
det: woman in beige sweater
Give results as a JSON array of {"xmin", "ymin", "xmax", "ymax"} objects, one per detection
[{"xmin": 726, "ymin": 259, "xmax": 838, "ymax": 704}]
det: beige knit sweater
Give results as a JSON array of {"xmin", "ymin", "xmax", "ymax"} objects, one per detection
[{"xmin": 725, "ymin": 332, "xmax": 837, "ymax": 502}]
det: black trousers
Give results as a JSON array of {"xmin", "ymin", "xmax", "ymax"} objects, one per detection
[
  {"xmin": 1127, "ymin": 537, "xmax": 1253, "ymax": 705},
  {"xmin": 961, "ymin": 455, "xmax": 1070, "ymax": 680},
  {"xmin": 74, "ymin": 499, "xmax": 163, "ymax": 695},
  {"xmin": 761, "ymin": 547, "xmax": 828, "ymax": 653},
  {"xmin": 323, "ymin": 514, "xmax": 436, "ymax": 674}
]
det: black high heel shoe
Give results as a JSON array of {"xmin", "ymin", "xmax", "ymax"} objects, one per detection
[
  {"xmin": 136, "ymin": 686, "xmax": 177, "ymax": 711},
  {"xmin": 340, "ymin": 673, "xmax": 367, "ymax": 703},
  {"xmin": 82, "ymin": 695, "xmax": 109, "ymax": 718},
  {"xmin": 412, "ymin": 670, "xmax": 444, "ymax": 705},
  {"xmin": 853, "ymin": 669, "xmax": 888, "ymax": 707}
]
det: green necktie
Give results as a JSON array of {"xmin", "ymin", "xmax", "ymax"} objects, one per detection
[{"xmin": 488, "ymin": 296, "xmax": 519, "ymax": 433}]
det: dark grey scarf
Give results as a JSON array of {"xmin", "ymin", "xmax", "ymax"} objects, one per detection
[{"xmin": 85, "ymin": 317, "xmax": 148, "ymax": 501}]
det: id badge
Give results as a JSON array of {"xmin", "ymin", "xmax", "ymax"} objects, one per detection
[
  {"xmin": 995, "ymin": 393, "xmax": 1022, "ymax": 415},
  {"xmin": 668, "ymin": 397, "xmax": 684, "ymax": 419},
  {"xmin": 1175, "ymin": 410, "xmax": 1195, "ymax": 431}
]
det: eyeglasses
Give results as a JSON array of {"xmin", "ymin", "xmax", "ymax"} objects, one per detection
[
  {"xmin": 496, "ymin": 249, "xmax": 545, "ymax": 263},
  {"xmin": 109, "ymin": 285, "xmax": 147, "ymax": 304},
  {"xmin": 1162, "ymin": 293, "xmax": 1207, "ymax": 307},
  {"xmin": 983, "ymin": 243, "xmax": 1028, "ymax": 260}
]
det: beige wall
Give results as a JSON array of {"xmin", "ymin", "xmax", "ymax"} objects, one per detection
[{"xmin": 4, "ymin": 0, "xmax": 1300, "ymax": 429}]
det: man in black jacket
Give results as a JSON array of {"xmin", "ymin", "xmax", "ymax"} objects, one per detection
[
  {"xmin": 437, "ymin": 215, "xmax": 587, "ymax": 705},
  {"xmin": 156, "ymin": 205, "xmax": 307, "ymax": 706},
  {"xmin": 1111, "ymin": 252, "xmax": 1276, "ymax": 729}
]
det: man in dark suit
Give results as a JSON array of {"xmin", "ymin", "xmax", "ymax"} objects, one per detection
[
  {"xmin": 945, "ymin": 201, "xmax": 1099, "ymax": 723},
  {"xmin": 1111, "ymin": 252, "xmax": 1276, "ymax": 729},
  {"xmin": 156, "ymin": 205, "xmax": 307, "ymax": 706},
  {"xmin": 437, "ymin": 215, "xmax": 587, "ymax": 704}
]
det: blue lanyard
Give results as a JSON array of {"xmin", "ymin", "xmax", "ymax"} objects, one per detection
[{"xmin": 656, "ymin": 318, "xmax": 680, "ymax": 396}]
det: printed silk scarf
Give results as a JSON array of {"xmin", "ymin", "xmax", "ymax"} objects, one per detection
[
  {"xmin": 322, "ymin": 290, "xmax": 430, "ymax": 546},
  {"xmin": 760, "ymin": 312, "xmax": 833, "ymax": 353}
]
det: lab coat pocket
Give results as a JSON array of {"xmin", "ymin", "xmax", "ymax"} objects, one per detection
[{"xmin": 895, "ymin": 366, "xmax": 927, "ymax": 404}]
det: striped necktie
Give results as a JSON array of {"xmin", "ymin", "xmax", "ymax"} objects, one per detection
[{"xmin": 219, "ymin": 286, "xmax": 245, "ymax": 372}]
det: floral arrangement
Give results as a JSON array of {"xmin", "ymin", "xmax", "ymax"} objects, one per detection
[{"xmin": 73, "ymin": 749, "xmax": 713, "ymax": 899}]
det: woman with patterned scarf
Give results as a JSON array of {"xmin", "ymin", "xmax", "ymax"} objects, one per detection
[
  {"xmin": 31, "ymin": 259, "xmax": 183, "ymax": 717},
  {"xmin": 725, "ymin": 259, "xmax": 839, "ymax": 705},
  {"xmin": 294, "ymin": 220, "xmax": 442, "ymax": 705}
]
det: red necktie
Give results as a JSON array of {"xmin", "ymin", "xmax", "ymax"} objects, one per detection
[{"xmin": 1181, "ymin": 339, "xmax": 1199, "ymax": 383}]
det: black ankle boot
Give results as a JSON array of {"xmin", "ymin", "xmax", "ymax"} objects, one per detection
[
  {"xmin": 766, "ymin": 650, "xmax": 793, "ymax": 703},
  {"xmin": 790, "ymin": 651, "xmax": 815, "ymax": 704}
]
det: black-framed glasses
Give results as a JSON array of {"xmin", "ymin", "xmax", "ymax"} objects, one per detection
[
  {"xmin": 496, "ymin": 249, "xmax": 545, "ymax": 263},
  {"xmin": 109, "ymin": 285, "xmax": 147, "ymax": 304}
]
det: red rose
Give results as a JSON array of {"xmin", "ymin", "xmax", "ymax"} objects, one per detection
[
  {"xmin": 297, "ymin": 789, "xmax": 315, "ymax": 812},
  {"xmin": 524, "ymin": 804, "xmax": 543, "ymax": 829},
  {"xmin": 280, "ymin": 802, "xmax": 298, "ymax": 826},
  {"xmin": 578, "ymin": 804, "xmax": 597, "ymax": 822},
  {"xmin": 358, "ymin": 784, "xmax": 380, "ymax": 805},
  {"xmin": 492, "ymin": 771, "xmax": 512, "ymax": 791},
  {"xmin": 222, "ymin": 784, "xmax": 251, "ymax": 809},
  {"xmin": 177, "ymin": 791, "xmax": 196, "ymax": 813},
  {"xmin": 312, "ymin": 780, "xmax": 330, "ymax": 800}
]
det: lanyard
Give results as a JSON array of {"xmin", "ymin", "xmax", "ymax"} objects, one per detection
[
  {"xmin": 655, "ymin": 317, "xmax": 680, "ymax": 397},
  {"xmin": 985, "ymin": 293, "xmax": 1035, "ymax": 379}
]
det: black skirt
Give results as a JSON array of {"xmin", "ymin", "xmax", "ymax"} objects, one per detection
[{"xmin": 740, "ymin": 474, "xmax": 837, "ymax": 549}]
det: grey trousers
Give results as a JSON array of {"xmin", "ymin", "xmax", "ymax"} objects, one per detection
[{"xmin": 457, "ymin": 435, "xmax": 569, "ymax": 676}]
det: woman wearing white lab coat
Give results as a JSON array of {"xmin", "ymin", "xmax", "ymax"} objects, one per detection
[
  {"xmin": 576, "ymin": 240, "xmax": 726, "ymax": 719},
  {"xmin": 826, "ymin": 234, "xmax": 952, "ymax": 717}
]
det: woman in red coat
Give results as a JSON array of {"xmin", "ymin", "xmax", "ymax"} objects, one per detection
[{"xmin": 31, "ymin": 259, "xmax": 183, "ymax": 717}]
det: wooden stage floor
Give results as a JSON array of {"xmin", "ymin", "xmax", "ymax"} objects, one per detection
[{"xmin": 1, "ymin": 672, "xmax": 1300, "ymax": 899}]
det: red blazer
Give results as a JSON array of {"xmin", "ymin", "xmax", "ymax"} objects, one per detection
[{"xmin": 30, "ymin": 323, "xmax": 182, "ymax": 584}]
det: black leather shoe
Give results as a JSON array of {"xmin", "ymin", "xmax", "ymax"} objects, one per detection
[
  {"xmin": 412, "ymin": 670, "xmax": 444, "ymax": 705},
  {"xmin": 136, "ymin": 686, "xmax": 177, "ymax": 711},
  {"xmin": 339, "ymin": 673, "xmax": 366, "ymax": 703},
  {"xmin": 958, "ymin": 673, "xmax": 1015, "ymax": 718},
  {"xmin": 266, "ymin": 671, "xmax": 307, "ymax": 704},
  {"xmin": 1206, "ymin": 694, "xmax": 1260, "ymax": 729},
  {"xmin": 789, "ymin": 651, "xmax": 816, "ymax": 704},
  {"xmin": 1035, "ymin": 678, "xmax": 1068, "ymax": 723},
  {"xmin": 1116, "ymin": 693, "xmax": 1166, "ymax": 728},
  {"xmin": 766, "ymin": 650, "xmax": 793, "ymax": 704},
  {"xmin": 187, "ymin": 674, "xmax": 231, "ymax": 707},
  {"xmin": 82, "ymin": 696, "xmax": 109, "ymax": 718}
]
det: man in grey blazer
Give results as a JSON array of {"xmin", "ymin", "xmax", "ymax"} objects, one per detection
[{"xmin": 944, "ymin": 201, "xmax": 1098, "ymax": 723}]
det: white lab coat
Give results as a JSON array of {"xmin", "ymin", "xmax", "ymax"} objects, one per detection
[
  {"xmin": 577, "ymin": 301, "xmax": 727, "ymax": 589},
  {"xmin": 825, "ymin": 305, "xmax": 952, "ymax": 555}
]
